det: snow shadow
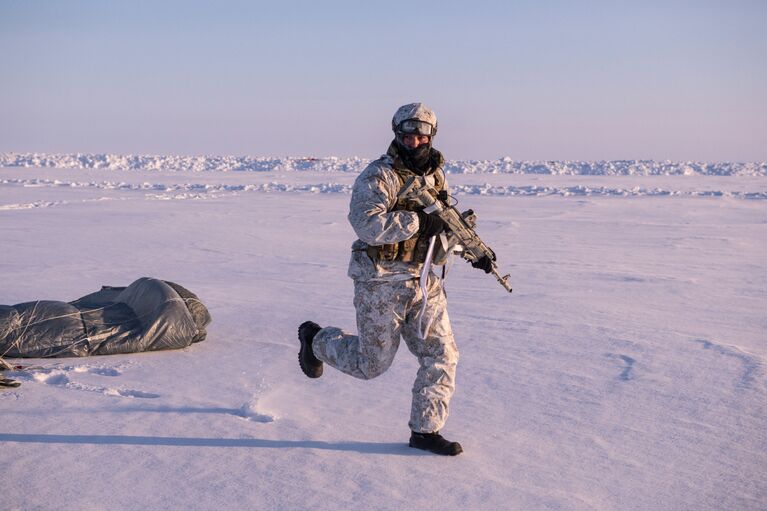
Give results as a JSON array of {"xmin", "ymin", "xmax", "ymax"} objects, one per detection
[
  {"xmin": 617, "ymin": 355, "xmax": 636, "ymax": 381},
  {"xmin": 107, "ymin": 404, "xmax": 275, "ymax": 423},
  {"xmin": 694, "ymin": 339, "xmax": 762, "ymax": 389},
  {"xmin": 604, "ymin": 353, "xmax": 637, "ymax": 382},
  {"xmin": 0, "ymin": 433, "xmax": 422, "ymax": 456}
]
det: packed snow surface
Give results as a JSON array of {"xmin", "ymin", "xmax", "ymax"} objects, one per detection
[{"xmin": 1, "ymin": 158, "xmax": 766, "ymax": 510}]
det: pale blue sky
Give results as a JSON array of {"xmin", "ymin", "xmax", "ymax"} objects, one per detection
[{"xmin": 1, "ymin": 0, "xmax": 765, "ymax": 160}]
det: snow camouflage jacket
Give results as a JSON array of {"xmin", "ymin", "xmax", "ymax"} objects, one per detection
[{"xmin": 347, "ymin": 143, "xmax": 449, "ymax": 282}]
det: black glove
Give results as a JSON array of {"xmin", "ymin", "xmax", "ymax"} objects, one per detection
[
  {"xmin": 416, "ymin": 210, "xmax": 447, "ymax": 238},
  {"xmin": 470, "ymin": 255, "xmax": 494, "ymax": 273}
]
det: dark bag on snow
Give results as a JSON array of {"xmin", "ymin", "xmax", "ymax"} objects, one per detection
[{"xmin": 0, "ymin": 277, "xmax": 211, "ymax": 358}]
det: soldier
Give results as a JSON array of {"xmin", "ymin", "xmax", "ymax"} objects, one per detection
[{"xmin": 298, "ymin": 103, "xmax": 493, "ymax": 456}]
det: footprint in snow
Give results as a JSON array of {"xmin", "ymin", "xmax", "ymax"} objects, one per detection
[
  {"xmin": 694, "ymin": 339, "xmax": 762, "ymax": 390},
  {"xmin": 104, "ymin": 388, "xmax": 160, "ymax": 399},
  {"xmin": 234, "ymin": 396, "xmax": 276, "ymax": 423},
  {"xmin": 75, "ymin": 366, "xmax": 122, "ymax": 377},
  {"xmin": 22, "ymin": 364, "xmax": 159, "ymax": 399},
  {"xmin": 605, "ymin": 353, "xmax": 637, "ymax": 382}
]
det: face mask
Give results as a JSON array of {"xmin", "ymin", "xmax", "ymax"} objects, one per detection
[
  {"xmin": 405, "ymin": 143, "xmax": 431, "ymax": 168},
  {"xmin": 395, "ymin": 136, "xmax": 432, "ymax": 171}
]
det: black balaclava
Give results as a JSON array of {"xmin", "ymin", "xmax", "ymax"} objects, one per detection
[{"xmin": 395, "ymin": 136, "xmax": 433, "ymax": 174}]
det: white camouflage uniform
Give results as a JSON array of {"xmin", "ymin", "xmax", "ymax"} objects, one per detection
[{"xmin": 312, "ymin": 151, "xmax": 459, "ymax": 434}]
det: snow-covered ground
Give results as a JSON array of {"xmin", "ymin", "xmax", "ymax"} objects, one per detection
[{"xmin": 1, "ymin": 156, "xmax": 766, "ymax": 510}]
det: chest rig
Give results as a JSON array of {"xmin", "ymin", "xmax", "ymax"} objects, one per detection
[{"xmin": 367, "ymin": 162, "xmax": 446, "ymax": 264}]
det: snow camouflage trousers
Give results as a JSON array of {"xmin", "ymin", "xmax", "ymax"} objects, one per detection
[{"xmin": 312, "ymin": 275, "xmax": 458, "ymax": 433}]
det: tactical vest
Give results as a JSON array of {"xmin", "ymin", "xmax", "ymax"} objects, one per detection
[{"xmin": 367, "ymin": 162, "xmax": 446, "ymax": 264}]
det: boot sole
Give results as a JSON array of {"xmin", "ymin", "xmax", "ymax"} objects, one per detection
[{"xmin": 298, "ymin": 324, "xmax": 323, "ymax": 378}]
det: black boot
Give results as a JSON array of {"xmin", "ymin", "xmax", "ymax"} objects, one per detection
[
  {"xmin": 409, "ymin": 431, "xmax": 463, "ymax": 456},
  {"xmin": 298, "ymin": 321, "xmax": 323, "ymax": 378}
]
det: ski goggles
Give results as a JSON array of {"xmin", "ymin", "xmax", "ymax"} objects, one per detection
[{"xmin": 396, "ymin": 119, "xmax": 436, "ymax": 136}]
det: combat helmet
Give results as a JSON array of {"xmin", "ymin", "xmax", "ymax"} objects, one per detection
[{"xmin": 392, "ymin": 103, "xmax": 438, "ymax": 138}]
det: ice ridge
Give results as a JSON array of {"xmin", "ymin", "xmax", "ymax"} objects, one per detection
[{"xmin": 1, "ymin": 153, "xmax": 765, "ymax": 176}]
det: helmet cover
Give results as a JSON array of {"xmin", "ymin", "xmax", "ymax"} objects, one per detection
[{"xmin": 391, "ymin": 103, "xmax": 438, "ymax": 136}]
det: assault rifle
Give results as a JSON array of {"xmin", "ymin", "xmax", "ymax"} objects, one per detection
[{"xmin": 398, "ymin": 176, "xmax": 513, "ymax": 293}]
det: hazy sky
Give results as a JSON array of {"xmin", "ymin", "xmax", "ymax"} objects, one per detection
[{"xmin": 1, "ymin": 0, "xmax": 765, "ymax": 160}]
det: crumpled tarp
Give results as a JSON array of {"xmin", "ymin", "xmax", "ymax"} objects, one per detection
[{"xmin": 0, "ymin": 277, "xmax": 211, "ymax": 358}]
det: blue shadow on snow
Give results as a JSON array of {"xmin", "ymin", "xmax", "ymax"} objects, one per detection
[{"xmin": 0, "ymin": 433, "xmax": 426, "ymax": 456}]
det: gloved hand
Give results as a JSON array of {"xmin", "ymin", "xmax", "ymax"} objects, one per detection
[
  {"xmin": 416, "ymin": 210, "xmax": 447, "ymax": 238},
  {"xmin": 470, "ymin": 255, "xmax": 494, "ymax": 273}
]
